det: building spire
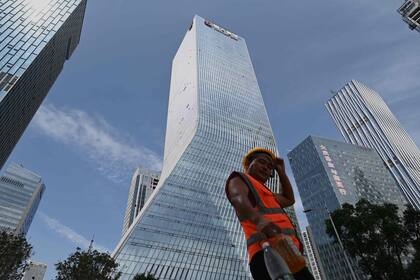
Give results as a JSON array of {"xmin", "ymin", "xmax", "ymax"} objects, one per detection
[{"xmin": 88, "ymin": 233, "xmax": 95, "ymax": 252}]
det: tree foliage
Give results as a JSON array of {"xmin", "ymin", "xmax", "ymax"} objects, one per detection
[
  {"xmin": 0, "ymin": 230, "xmax": 32, "ymax": 280},
  {"xmin": 133, "ymin": 273, "xmax": 159, "ymax": 280},
  {"xmin": 404, "ymin": 205, "xmax": 420, "ymax": 279},
  {"xmin": 325, "ymin": 199, "xmax": 420, "ymax": 280},
  {"xmin": 55, "ymin": 247, "xmax": 121, "ymax": 280}
]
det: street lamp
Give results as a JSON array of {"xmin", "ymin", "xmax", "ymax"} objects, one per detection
[{"xmin": 303, "ymin": 206, "xmax": 358, "ymax": 280}]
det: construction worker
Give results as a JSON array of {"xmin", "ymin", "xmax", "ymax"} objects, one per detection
[{"xmin": 225, "ymin": 148, "xmax": 314, "ymax": 280}]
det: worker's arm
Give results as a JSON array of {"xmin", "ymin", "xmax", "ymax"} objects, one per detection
[
  {"xmin": 273, "ymin": 158, "xmax": 295, "ymax": 208},
  {"xmin": 227, "ymin": 176, "xmax": 282, "ymax": 237}
]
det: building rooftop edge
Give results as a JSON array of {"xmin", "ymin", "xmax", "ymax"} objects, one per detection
[{"xmin": 287, "ymin": 134, "xmax": 375, "ymax": 157}]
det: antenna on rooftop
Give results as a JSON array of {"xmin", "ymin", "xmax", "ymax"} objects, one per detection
[{"xmin": 88, "ymin": 233, "xmax": 95, "ymax": 252}]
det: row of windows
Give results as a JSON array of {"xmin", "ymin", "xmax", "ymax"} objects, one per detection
[
  {"xmin": 0, "ymin": 0, "xmax": 81, "ymax": 78},
  {"xmin": 0, "ymin": 0, "xmax": 86, "ymax": 167},
  {"xmin": 120, "ymin": 240, "xmax": 246, "ymax": 276},
  {"xmin": 0, "ymin": 175, "xmax": 24, "ymax": 187}
]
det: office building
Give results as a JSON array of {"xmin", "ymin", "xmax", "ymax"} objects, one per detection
[
  {"xmin": 398, "ymin": 0, "xmax": 420, "ymax": 32},
  {"xmin": 22, "ymin": 261, "xmax": 47, "ymax": 280},
  {"xmin": 288, "ymin": 136, "xmax": 407, "ymax": 280},
  {"xmin": 302, "ymin": 227, "xmax": 326, "ymax": 280},
  {"xmin": 0, "ymin": 0, "xmax": 87, "ymax": 169},
  {"xmin": 326, "ymin": 80, "xmax": 420, "ymax": 209},
  {"xmin": 122, "ymin": 167, "xmax": 160, "ymax": 236},
  {"xmin": 0, "ymin": 163, "xmax": 45, "ymax": 235},
  {"xmin": 112, "ymin": 15, "xmax": 300, "ymax": 279}
]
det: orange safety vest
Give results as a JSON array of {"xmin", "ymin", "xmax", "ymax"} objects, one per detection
[{"xmin": 226, "ymin": 172, "xmax": 303, "ymax": 262}]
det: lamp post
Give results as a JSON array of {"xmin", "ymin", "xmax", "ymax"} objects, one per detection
[{"xmin": 303, "ymin": 207, "xmax": 358, "ymax": 280}]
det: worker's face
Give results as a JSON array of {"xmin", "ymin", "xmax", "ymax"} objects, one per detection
[{"xmin": 247, "ymin": 153, "xmax": 274, "ymax": 182}]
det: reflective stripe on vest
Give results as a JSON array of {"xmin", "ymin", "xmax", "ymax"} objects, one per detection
[
  {"xmin": 236, "ymin": 172, "xmax": 286, "ymax": 220},
  {"xmin": 235, "ymin": 172, "xmax": 298, "ymax": 243}
]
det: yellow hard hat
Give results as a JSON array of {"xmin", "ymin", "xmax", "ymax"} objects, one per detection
[{"xmin": 242, "ymin": 147, "xmax": 276, "ymax": 170}]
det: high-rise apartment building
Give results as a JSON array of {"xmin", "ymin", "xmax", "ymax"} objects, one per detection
[
  {"xmin": 302, "ymin": 227, "xmax": 326, "ymax": 280},
  {"xmin": 326, "ymin": 80, "xmax": 420, "ymax": 209},
  {"xmin": 398, "ymin": 0, "xmax": 420, "ymax": 32},
  {"xmin": 0, "ymin": 0, "xmax": 87, "ymax": 169},
  {"xmin": 22, "ymin": 261, "xmax": 47, "ymax": 280},
  {"xmin": 288, "ymin": 136, "xmax": 407, "ymax": 280},
  {"xmin": 112, "ymin": 15, "xmax": 300, "ymax": 279},
  {"xmin": 0, "ymin": 163, "xmax": 45, "ymax": 235},
  {"xmin": 122, "ymin": 167, "xmax": 160, "ymax": 236}
]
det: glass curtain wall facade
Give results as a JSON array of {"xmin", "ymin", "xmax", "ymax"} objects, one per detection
[
  {"xmin": 122, "ymin": 167, "xmax": 160, "ymax": 236},
  {"xmin": 302, "ymin": 227, "xmax": 326, "ymax": 280},
  {"xmin": 0, "ymin": 0, "xmax": 87, "ymax": 169},
  {"xmin": 0, "ymin": 163, "xmax": 45, "ymax": 235},
  {"xmin": 113, "ymin": 15, "xmax": 300, "ymax": 280},
  {"xmin": 288, "ymin": 136, "xmax": 406, "ymax": 280},
  {"xmin": 326, "ymin": 80, "xmax": 420, "ymax": 209}
]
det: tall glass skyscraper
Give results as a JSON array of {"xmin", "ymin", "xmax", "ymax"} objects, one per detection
[
  {"xmin": 0, "ymin": 163, "xmax": 45, "ymax": 235},
  {"xmin": 398, "ymin": 0, "xmax": 420, "ymax": 32},
  {"xmin": 113, "ymin": 15, "xmax": 299, "ymax": 279},
  {"xmin": 326, "ymin": 80, "xmax": 420, "ymax": 209},
  {"xmin": 122, "ymin": 167, "xmax": 160, "ymax": 236},
  {"xmin": 288, "ymin": 136, "xmax": 407, "ymax": 280},
  {"xmin": 0, "ymin": 0, "xmax": 87, "ymax": 169}
]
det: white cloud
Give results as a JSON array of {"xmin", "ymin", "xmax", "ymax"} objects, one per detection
[
  {"xmin": 39, "ymin": 212, "xmax": 109, "ymax": 252},
  {"xmin": 31, "ymin": 104, "xmax": 162, "ymax": 183}
]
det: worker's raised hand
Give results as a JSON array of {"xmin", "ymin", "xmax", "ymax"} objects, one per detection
[
  {"xmin": 260, "ymin": 222, "xmax": 283, "ymax": 238},
  {"xmin": 273, "ymin": 157, "xmax": 286, "ymax": 176}
]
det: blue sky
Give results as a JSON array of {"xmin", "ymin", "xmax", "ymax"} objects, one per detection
[{"xmin": 4, "ymin": 0, "xmax": 420, "ymax": 278}]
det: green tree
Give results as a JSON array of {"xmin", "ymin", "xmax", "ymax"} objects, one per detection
[
  {"xmin": 404, "ymin": 205, "xmax": 420, "ymax": 279},
  {"xmin": 0, "ymin": 230, "xmax": 32, "ymax": 280},
  {"xmin": 132, "ymin": 273, "xmax": 159, "ymax": 280},
  {"xmin": 55, "ymin": 247, "xmax": 121, "ymax": 280},
  {"xmin": 325, "ymin": 199, "xmax": 420, "ymax": 280}
]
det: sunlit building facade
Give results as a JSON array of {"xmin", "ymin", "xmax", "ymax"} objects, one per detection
[
  {"xmin": 0, "ymin": 0, "xmax": 87, "ymax": 169},
  {"xmin": 122, "ymin": 167, "xmax": 160, "ymax": 236},
  {"xmin": 0, "ymin": 163, "xmax": 45, "ymax": 235},
  {"xmin": 113, "ymin": 15, "xmax": 300, "ymax": 279},
  {"xmin": 326, "ymin": 80, "xmax": 420, "ymax": 209},
  {"xmin": 22, "ymin": 261, "xmax": 47, "ymax": 280},
  {"xmin": 288, "ymin": 136, "xmax": 407, "ymax": 280}
]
